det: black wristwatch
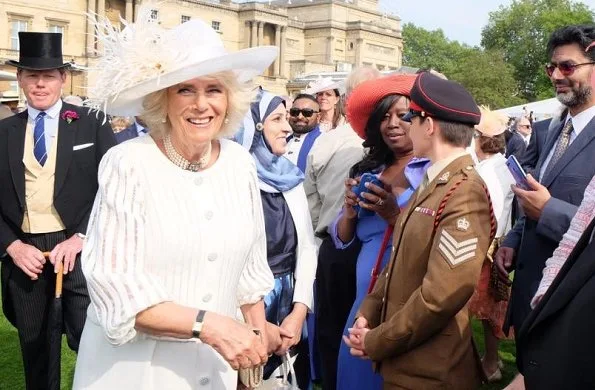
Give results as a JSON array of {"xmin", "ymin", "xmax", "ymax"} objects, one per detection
[{"xmin": 192, "ymin": 310, "xmax": 206, "ymax": 339}]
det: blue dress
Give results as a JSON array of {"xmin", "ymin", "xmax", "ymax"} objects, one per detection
[{"xmin": 333, "ymin": 158, "xmax": 429, "ymax": 390}]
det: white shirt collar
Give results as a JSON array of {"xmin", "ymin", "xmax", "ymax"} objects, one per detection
[
  {"xmin": 565, "ymin": 104, "xmax": 595, "ymax": 137},
  {"xmin": 27, "ymin": 99, "xmax": 63, "ymax": 120},
  {"xmin": 522, "ymin": 133, "xmax": 531, "ymax": 144}
]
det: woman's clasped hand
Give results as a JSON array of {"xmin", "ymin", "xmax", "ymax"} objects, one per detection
[{"xmin": 200, "ymin": 312, "xmax": 269, "ymax": 370}]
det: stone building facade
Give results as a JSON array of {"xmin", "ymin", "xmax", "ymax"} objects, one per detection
[{"xmin": 0, "ymin": 0, "xmax": 403, "ymax": 100}]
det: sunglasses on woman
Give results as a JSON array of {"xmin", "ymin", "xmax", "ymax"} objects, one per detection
[
  {"xmin": 545, "ymin": 61, "xmax": 595, "ymax": 77},
  {"xmin": 289, "ymin": 108, "xmax": 319, "ymax": 118}
]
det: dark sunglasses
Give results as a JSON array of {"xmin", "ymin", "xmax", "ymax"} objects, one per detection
[
  {"xmin": 402, "ymin": 109, "xmax": 426, "ymax": 123},
  {"xmin": 545, "ymin": 61, "xmax": 595, "ymax": 77},
  {"xmin": 289, "ymin": 108, "xmax": 319, "ymax": 118}
]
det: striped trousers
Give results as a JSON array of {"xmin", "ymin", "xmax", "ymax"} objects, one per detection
[{"xmin": 1, "ymin": 230, "xmax": 90, "ymax": 390}]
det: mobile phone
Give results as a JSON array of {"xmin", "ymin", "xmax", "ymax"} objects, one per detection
[
  {"xmin": 506, "ymin": 155, "xmax": 531, "ymax": 190},
  {"xmin": 352, "ymin": 173, "xmax": 383, "ymax": 201}
]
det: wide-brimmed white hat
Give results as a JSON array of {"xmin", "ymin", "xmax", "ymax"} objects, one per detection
[
  {"xmin": 303, "ymin": 77, "xmax": 345, "ymax": 95},
  {"xmin": 87, "ymin": 5, "xmax": 278, "ymax": 116}
]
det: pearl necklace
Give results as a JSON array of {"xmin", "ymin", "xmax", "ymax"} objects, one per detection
[{"xmin": 163, "ymin": 134, "xmax": 212, "ymax": 172}]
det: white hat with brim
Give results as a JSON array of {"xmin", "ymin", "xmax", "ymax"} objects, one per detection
[
  {"xmin": 87, "ymin": 8, "xmax": 278, "ymax": 116},
  {"xmin": 303, "ymin": 77, "xmax": 345, "ymax": 95},
  {"xmin": 105, "ymin": 46, "xmax": 278, "ymax": 116}
]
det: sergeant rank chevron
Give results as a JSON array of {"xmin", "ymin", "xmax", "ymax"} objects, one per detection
[{"xmin": 438, "ymin": 230, "xmax": 478, "ymax": 267}]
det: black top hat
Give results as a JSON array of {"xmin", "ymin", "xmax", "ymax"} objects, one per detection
[{"xmin": 5, "ymin": 32, "xmax": 70, "ymax": 70}]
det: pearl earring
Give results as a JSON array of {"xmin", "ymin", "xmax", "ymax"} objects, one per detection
[
  {"xmin": 224, "ymin": 116, "xmax": 229, "ymax": 124},
  {"xmin": 161, "ymin": 117, "xmax": 167, "ymax": 123}
]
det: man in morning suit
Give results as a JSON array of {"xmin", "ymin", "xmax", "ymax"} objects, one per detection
[
  {"xmin": 345, "ymin": 72, "xmax": 494, "ymax": 389},
  {"xmin": 0, "ymin": 32, "xmax": 116, "ymax": 389},
  {"xmin": 494, "ymin": 23, "xmax": 595, "ymax": 352}
]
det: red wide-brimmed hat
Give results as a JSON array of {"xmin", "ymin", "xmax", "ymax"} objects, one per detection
[{"xmin": 347, "ymin": 74, "xmax": 417, "ymax": 139}]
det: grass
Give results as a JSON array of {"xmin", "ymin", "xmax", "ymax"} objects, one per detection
[
  {"xmin": 0, "ymin": 296, "xmax": 517, "ymax": 390},
  {"xmin": 0, "ymin": 297, "xmax": 76, "ymax": 390}
]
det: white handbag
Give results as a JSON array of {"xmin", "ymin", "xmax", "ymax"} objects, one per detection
[{"xmin": 258, "ymin": 353, "xmax": 300, "ymax": 390}]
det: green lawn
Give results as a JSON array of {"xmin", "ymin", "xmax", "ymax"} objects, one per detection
[
  {"xmin": 0, "ymin": 297, "xmax": 517, "ymax": 389},
  {"xmin": 0, "ymin": 298, "xmax": 76, "ymax": 390}
]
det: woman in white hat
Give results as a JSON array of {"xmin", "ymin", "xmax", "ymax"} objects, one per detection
[
  {"xmin": 73, "ymin": 6, "xmax": 281, "ymax": 390},
  {"xmin": 304, "ymin": 77, "xmax": 346, "ymax": 133}
]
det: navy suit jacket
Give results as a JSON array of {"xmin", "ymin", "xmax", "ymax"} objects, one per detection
[
  {"xmin": 115, "ymin": 124, "xmax": 139, "ymax": 144},
  {"xmin": 517, "ymin": 216, "xmax": 595, "ymax": 389},
  {"xmin": 502, "ymin": 115, "xmax": 595, "ymax": 337},
  {"xmin": 505, "ymin": 131, "xmax": 527, "ymax": 160},
  {"xmin": 521, "ymin": 118, "xmax": 551, "ymax": 174}
]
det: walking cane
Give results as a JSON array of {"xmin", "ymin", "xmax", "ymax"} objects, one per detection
[{"xmin": 43, "ymin": 252, "xmax": 64, "ymax": 390}]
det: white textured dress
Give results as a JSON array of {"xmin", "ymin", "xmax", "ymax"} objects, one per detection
[{"xmin": 73, "ymin": 136, "xmax": 274, "ymax": 390}]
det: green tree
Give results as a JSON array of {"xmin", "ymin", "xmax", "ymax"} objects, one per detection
[
  {"xmin": 402, "ymin": 23, "xmax": 467, "ymax": 76},
  {"xmin": 402, "ymin": 23, "xmax": 523, "ymax": 108},
  {"xmin": 449, "ymin": 49, "xmax": 525, "ymax": 108},
  {"xmin": 481, "ymin": 0, "xmax": 594, "ymax": 101}
]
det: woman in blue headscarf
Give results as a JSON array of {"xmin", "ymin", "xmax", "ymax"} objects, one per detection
[{"xmin": 235, "ymin": 90, "xmax": 317, "ymax": 388}]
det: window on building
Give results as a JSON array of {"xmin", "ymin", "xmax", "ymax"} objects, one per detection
[
  {"xmin": 150, "ymin": 9, "xmax": 159, "ymax": 21},
  {"xmin": 211, "ymin": 21, "xmax": 221, "ymax": 32},
  {"xmin": 48, "ymin": 24, "xmax": 64, "ymax": 35},
  {"xmin": 181, "ymin": 15, "xmax": 191, "ymax": 24},
  {"xmin": 9, "ymin": 81, "xmax": 19, "ymax": 95},
  {"xmin": 10, "ymin": 19, "xmax": 28, "ymax": 50}
]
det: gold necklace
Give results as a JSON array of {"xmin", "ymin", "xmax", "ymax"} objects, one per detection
[{"xmin": 163, "ymin": 134, "xmax": 212, "ymax": 172}]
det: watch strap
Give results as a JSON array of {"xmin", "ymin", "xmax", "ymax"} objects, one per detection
[{"xmin": 192, "ymin": 310, "xmax": 206, "ymax": 339}]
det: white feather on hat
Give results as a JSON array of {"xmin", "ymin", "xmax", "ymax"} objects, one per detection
[{"xmin": 86, "ymin": 2, "xmax": 278, "ymax": 116}]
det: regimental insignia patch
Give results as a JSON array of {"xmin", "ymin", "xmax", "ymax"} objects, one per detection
[
  {"xmin": 414, "ymin": 206, "xmax": 436, "ymax": 217},
  {"xmin": 438, "ymin": 230, "xmax": 478, "ymax": 267},
  {"xmin": 456, "ymin": 217, "xmax": 470, "ymax": 231},
  {"xmin": 437, "ymin": 172, "xmax": 450, "ymax": 182}
]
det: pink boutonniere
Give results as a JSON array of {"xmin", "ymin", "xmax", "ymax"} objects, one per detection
[{"xmin": 61, "ymin": 110, "xmax": 79, "ymax": 124}]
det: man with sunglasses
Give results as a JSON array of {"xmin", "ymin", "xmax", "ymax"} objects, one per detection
[
  {"xmin": 286, "ymin": 94, "xmax": 322, "ymax": 172},
  {"xmin": 493, "ymin": 24, "xmax": 595, "ymax": 387}
]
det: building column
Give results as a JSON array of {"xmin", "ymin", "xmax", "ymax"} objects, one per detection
[
  {"xmin": 355, "ymin": 38, "xmax": 363, "ymax": 66},
  {"xmin": 250, "ymin": 21, "xmax": 257, "ymax": 47},
  {"xmin": 257, "ymin": 22, "xmax": 264, "ymax": 46},
  {"xmin": 134, "ymin": 0, "xmax": 141, "ymax": 21},
  {"xmin": 86, "ymin": 0, "xmax": 96, "ymax": 56},
  {"xmin": 326, "ymin": 36, "xmax": 334, "ymax": 64},
  {"xmin": 125, "ymin": 0, "xmax": 133, "ymax": 22},
  {"xmin": 274, "ymin": 24, "xmax": 281, "ymax": 77},
  {"xmin": 96, "ymin": 0, "xmax": 105, "ymax": 52},
  {"xmin": 279, "ymin": 27, "xmax": 286, "ymax": 78}
]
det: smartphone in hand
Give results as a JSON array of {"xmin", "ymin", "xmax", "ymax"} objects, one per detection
[
  {"xmin": 352, "ymin": 173, "xmax": 383, "ymax": 201},
  {"xmin": 506, "ymin": 155, "xmax": 531, "ymax": 191}
]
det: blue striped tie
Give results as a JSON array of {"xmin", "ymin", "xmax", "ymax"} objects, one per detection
[{"xmin": 34, "ymin": 112, "xmax": 47, "ymax": 166}]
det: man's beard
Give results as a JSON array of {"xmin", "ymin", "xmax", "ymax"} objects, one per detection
[
  {"xmin": 556, "ymin": 84, "xmax": 592, "ymax": 108},
  {"xmin": 290, "ymin": 123, "xmax": 317, "ymax": 134}
]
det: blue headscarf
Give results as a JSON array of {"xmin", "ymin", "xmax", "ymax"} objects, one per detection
[{"xmin": 234, "ymin": 90, "xmax": 304, "ymax": 193}]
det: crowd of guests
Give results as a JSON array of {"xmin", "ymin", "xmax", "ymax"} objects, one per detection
[{"xmin": 1, "ymin": 5, "xmax": 595, "ymax": 390}]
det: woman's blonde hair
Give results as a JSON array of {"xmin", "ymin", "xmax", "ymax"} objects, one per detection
[{"xmin": 139, "ymin": 71, "xmax": 254, "ymax": 139}]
